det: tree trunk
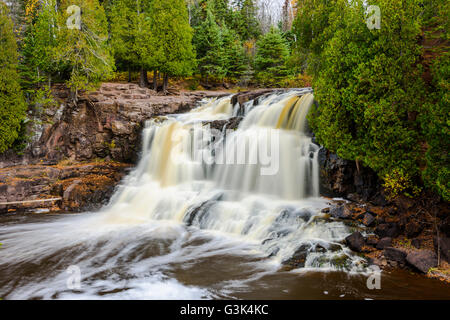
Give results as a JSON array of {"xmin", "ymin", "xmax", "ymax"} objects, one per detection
[
  {"xmin": 128, "ymin": 66, "xmax": 132, "ymax": 83},
  {"xmin": 153, "ymin": 70, "xmax": 158, "ymax": 91},
  {"xmin": 139, "ymin": 67, "xmax": 148, "ymax": 88},
  {"xmin": 163, "ymin": 73, "xmax": 169, "ymax": 93}
]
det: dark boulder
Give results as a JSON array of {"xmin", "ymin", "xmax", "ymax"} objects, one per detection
[
  {"xmin": 405, "ymin": 221, "xmax": 424, "ymax": 238},
  {"xmin": 375, "ymin": 223, "xmax": 400, "ymax": 238},
  {"xmin": 318, "ymin": 148, "xmax": 381, "ymax": 201},
  {"xmin": 433, "ymin": 235, "xmax": 450, "ymax": 263},
  {"xmin": 362, "ymin": 213, "xmax": 376, "ymax": 227},
  {"xmin": 345, "ymin": 232, "xmax": 365, "ymax": 252},
  {"xmin": 204, "ymin": 117, "xmax": 243, "ymax": 131},
  {"xmin": 330, "ymin": 205, "xmax": 352, "ymax": 219},
  {"xmin": 366, "ymin": 235, "xmax": 379, "ymax": 247},
  {"xmin": 376, "ymin": 237, "xmax": 392, "ymax": 250},
  {"xmin": 406, "ymin": 250, "xmax": 438, "ymax": 273},
  {"xmin": 282, "ymin": 244, "xmax": 311, "ymax": 269},
  {"xmin": 384, "ymin": 247, "xmax": 407, "ymax": 264}
]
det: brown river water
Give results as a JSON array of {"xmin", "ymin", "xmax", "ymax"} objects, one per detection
[{"xmin": 0, "ymin": 212, "xmax": 449, "ymax": 300}]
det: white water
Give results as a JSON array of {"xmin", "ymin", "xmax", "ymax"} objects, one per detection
[{"xmin": 0, "ymin": 89, "xmax": 368, "ymax": 300}]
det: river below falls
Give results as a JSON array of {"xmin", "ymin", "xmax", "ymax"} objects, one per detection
[
  {"xmin": 1, "ymin": 91, "xmax": 449, "ymax": 300},
  {"xmin": 0, "ymin": 212, "xmax": 449, "ymax": 300}
]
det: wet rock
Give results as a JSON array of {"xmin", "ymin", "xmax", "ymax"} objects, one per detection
[
  {"xmin": 204, "ymin": 117, "xmax": 243, "ymax": 131},
  {"xmin": 376, "ymin": 237, "xmax": 392, "ymax": 250},
  {"xmin": 406, "ymin": 250, "xmax": 438, "ymax": 273},
  {"xmin": 362, "ymin": 213, "xmax": 376, "ymax": 227},
  {"xmin": 231, "ymin": 89, "xmax": 282, "ymax": 110},
  {"xmin": 405, "ymin": 221, "xmax": 424, "ymax": 238},
  {"xmin": 375, "ymin": 223, "xmax": 400, "ymax": 238},
  {"xmin": 384, "ymin": 247, "xmax": 407, "ymax": 264},
  {"xmin": 330, "ymin": 205, "xmax": 352, "ymax": 219},
  {"xmin": 345, "ymin": 232, "xmax": 365, "ymax": 252},
  {"xmin": 433, "ymin": 235, "xmax": 450, "ymax": 263},
  {"xmin": 346, "ymin": 193, "xmax": 361, "ymax": 202},
  {"xmin": 318, "ymin": 148, "xmax": 381, "ymax": 201},
  {"xmin": 366, "ymin": 235, "xmax": 379, "ymax": 247},
  {"xmin": 282, "ymin": 244, "xmax": 310, "ymax": 269}
]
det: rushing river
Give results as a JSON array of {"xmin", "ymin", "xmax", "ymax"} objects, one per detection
[{"xmin": 0, "ymin": 90, "xmax": 449, "ymax": 299}]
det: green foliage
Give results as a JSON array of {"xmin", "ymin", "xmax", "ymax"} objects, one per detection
[
  {"xmin": 0, "ymin": 3, "xmax": 27, "ymax": 153},
  {"xmin": 20, "ymin": 0, "xmax": 59, "ymax": 88},
  {"xmin": 308, "ymin": 0, "xmax": 426, "ymax": 197},
  {"xmin": 193, "ymin": 8, "xmax": 225, "ymax": 80},
  {"xmin": 55, "ymin": 0, "xmax": 114, "ymax": 96},
  {"xmin": 231, "ymin": 0, "xmax": 261, "ymax": 41},
  {"xmin": 383, "ymin": 168, "xmax": 421, "ymax": 200},
  {"xmin": 107, "ymin": 0, "xmax": 155, "ymax": 73},
  {"xmin": 221, "ymin": 24, "xmax": 247, "ymax": 79},
  {"xmin": 254, "ymin": 27, "xmax": 289, "ymax": 86},
  {"xmin": 150, "ymin": 0, "xmax": 195, "ymax": 78},
  {"xmin": 292, "ymin": 0, "xmax": 347, "ymax": 76},
  {"xmin": 422, "ymin": 63, "xmax": 449, "ymax": 202}
]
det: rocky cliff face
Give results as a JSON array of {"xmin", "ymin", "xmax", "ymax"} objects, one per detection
[
  {"xmin": 0, "ymin": 162, "xmax": 131, "ymax": 213},
  {"xmin": 317, "ymin": 147, "xmax": 386, "ymax": 205},
  {"xmin": 32, "ymin": 83, "xmax": 228, "ymax": 164},
  {"xmin": 0, "ymin": 83, "xmax": 231, "ymax": 213}
]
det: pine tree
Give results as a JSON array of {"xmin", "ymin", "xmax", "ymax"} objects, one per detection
[
  {"xmin": 0, "ymin": 3, "xmax": 27, "ymax": 153},
  {"xmin": 193, "ymin": 8, "xmax": 225, "ymax": 83},
  {"xmin": 221, "ymin": 24, "xmax": 246, "ymax": 79},
  {"xmin": 55, "ymin": 0, "xmax": 114, "ymax": 100},
  {"xmin": 150, "ymin": 0, "xmax": 195, "ymax": 92},
  {"xmin": 21, "ymin": 0, "xmax": 59, "ymax": 88},
  {"xmin": 232, "ymin": 0, "xmax": 260, "ymax": 41},
  {"xmin": 107, "ymin": 0, "xmax": 155, "ymax": 87},
  {"xmin": 107, "ymin": 0, "xmax": 136, "ymax": 81},
  {"xmin": 254, "ymin": 27, "xmax": 289, "ymax": 86}
]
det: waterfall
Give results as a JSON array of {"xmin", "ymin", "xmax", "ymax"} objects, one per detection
[
  {"xmin": 104, "ymin": 89, "xmax": 364, "ymax": 268},
  {"xmin": 0, "ymin": 89, "xmax": 368, "ymax": 300}
]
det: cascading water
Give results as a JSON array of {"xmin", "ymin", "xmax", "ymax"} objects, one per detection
[{"xmin": 0, "ymin": 89, "xmax": 368, "ymax": 300}]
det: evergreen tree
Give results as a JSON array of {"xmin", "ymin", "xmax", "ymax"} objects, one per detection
[
  {"xmin": 0, "ymin": 3, "xmax": 27, "ymax": 153},
  {"xmin": 193, "ymin": 8, "xmax": 225, "ymax": 83},
  {"xmin": 150, "ymin": 0, "xmax": 195, "ymax": 92},
  {"xmin": 21, "ymin": 0, "xmax": 59, "ymax": 88},
  {"xmin": 309, "ymin": 0, "xmax": 426, "ymax": 198},
  {"xmin": 210, "ymin": 0, "xmax": 232, "ymax": 27},
  {"xmin": 221, "ymin": 24, "xmax": 246, "ymax": 79},
  {"xmin": 107, "ymin": 0, "xmax": 136, "ymax": 81},
  {"xmin": 291, "ymin": 0, "xmax": 346, "ymax": 76},
  {"xmin": 254, "ymin": 27, "xmax": 289, "ymax": 86},
  {"xmin": 55, "ymin": 0, "xmax": 114, "ymax": 100},
  {"xmin": 107, "ymin": 0, "xmax": 155, "ymax": 87},
  {"xmin": 232, "ymin": 0, "xmax": 260, "ymax": 41}
]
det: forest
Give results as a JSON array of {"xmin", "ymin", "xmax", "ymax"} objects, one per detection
[{"xmin": 0, "ymin": 0, "xmax": 448, "ymax": 201}]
